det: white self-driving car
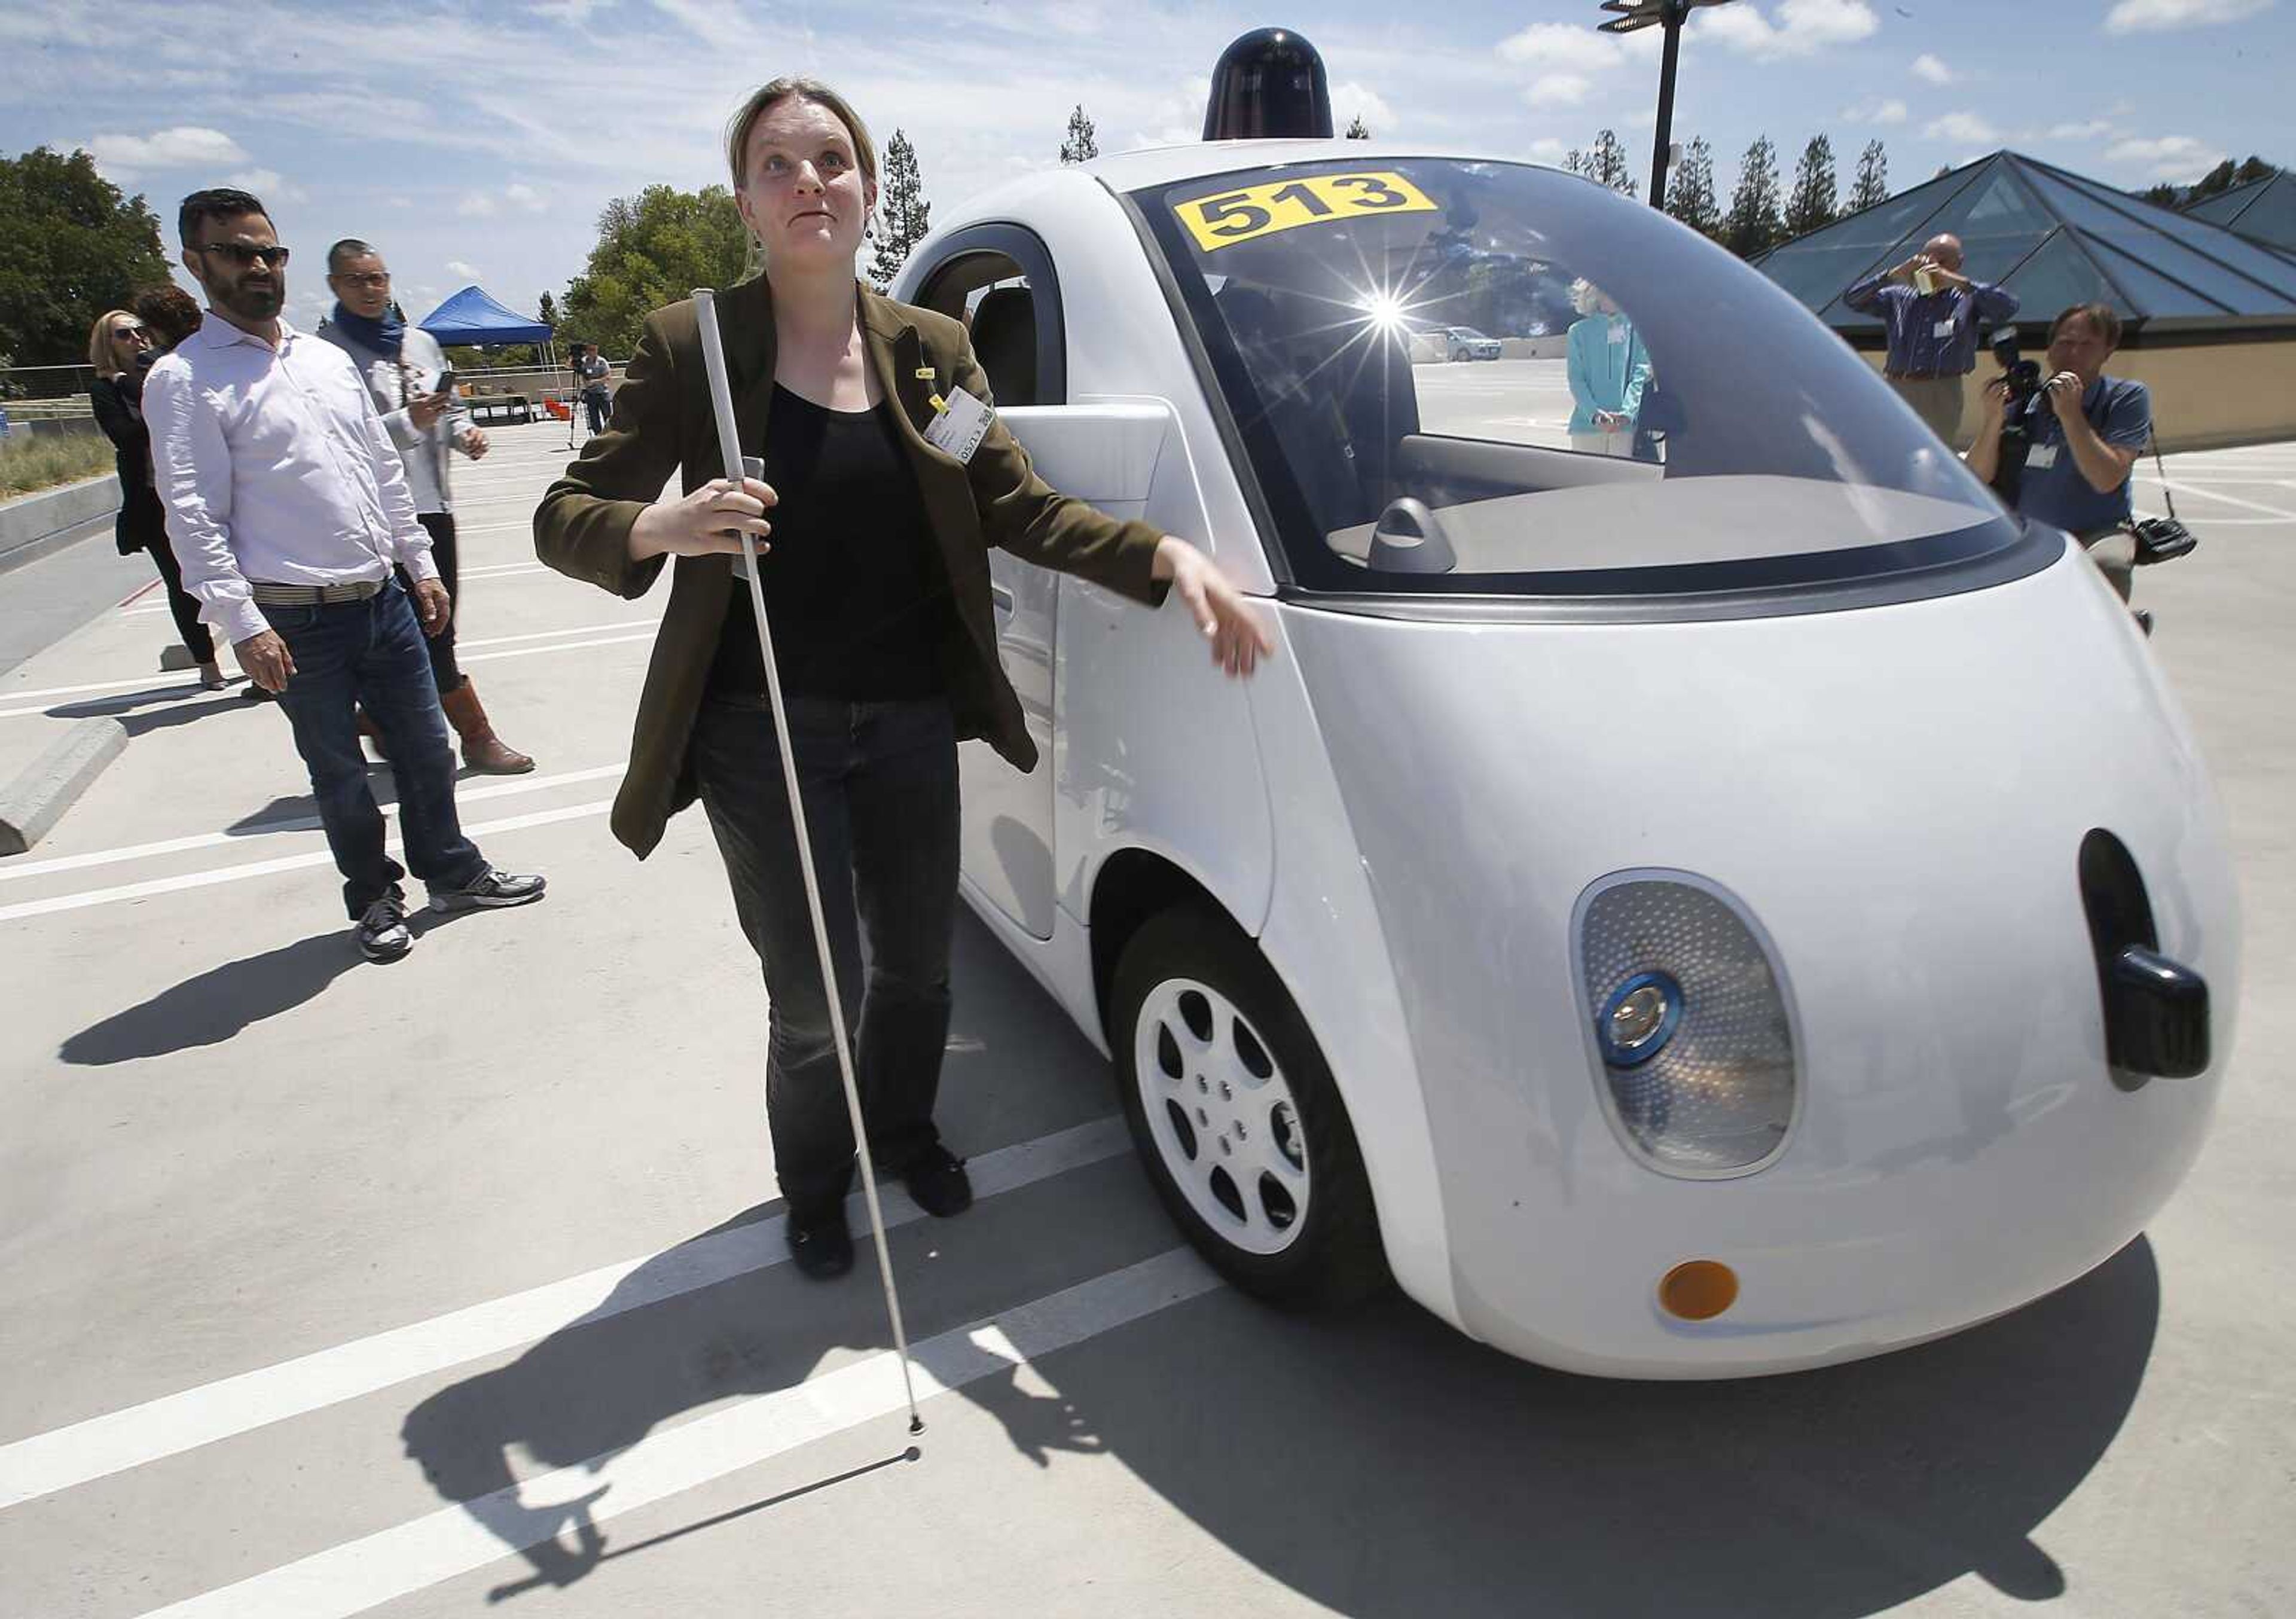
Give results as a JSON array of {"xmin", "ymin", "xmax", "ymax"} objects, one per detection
[{"xmin": 891, "ymin": 142, "xmax": 2239, "ymax": 1379}]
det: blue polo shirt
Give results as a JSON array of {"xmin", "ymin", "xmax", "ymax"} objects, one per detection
[
  {"xmin": 2015, "ymin": 374, "xmax": 2151, "ymax": 536},
  {"xmin": 1843, "ymin": 273, "xmax": 2020, "ymax": 376}
]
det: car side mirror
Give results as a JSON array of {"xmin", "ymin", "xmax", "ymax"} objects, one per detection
[{"xmin": 1367, "ymin": 498, "xmax": 1456, "ymax": 573}]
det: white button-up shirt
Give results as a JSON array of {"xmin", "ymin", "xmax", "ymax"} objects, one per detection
[{"xmin": 145, "ymin": 313, "xmax": 437, "ymax": 645}]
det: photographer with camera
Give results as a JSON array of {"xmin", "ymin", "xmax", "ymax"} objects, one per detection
[
  {"xmin": 1965, "ymin": 302, "xmax": 2159, "ymax": 605},
  {"xmin": 1844, "ymin": 233, "xmax": 2019, "ymax": 447}
]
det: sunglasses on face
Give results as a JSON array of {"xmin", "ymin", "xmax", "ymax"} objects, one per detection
[
  {"xmin": 195, "ymin": 242, "xmax": 291, "ymax": 270},
  {"xmin": 115, "ymin": 325, "xmax": 149, "ymax": 342},
  {"xmin": 334, "ymin": 270, "xmax": 390, "ymax": 289}
]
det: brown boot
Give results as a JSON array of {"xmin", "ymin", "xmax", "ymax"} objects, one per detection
[
  {"xmin": 441, "ymin": 676, "xmax": 535, "ymax": 774},
  {"xmin": 355, "ymin": 707, "xmax": 389, "ymax": 761}
]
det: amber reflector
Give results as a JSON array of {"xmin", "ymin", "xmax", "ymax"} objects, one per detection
[{"xmin": 1659, "ymin": 1261, "xmax": 1739, "ymax": 1321}]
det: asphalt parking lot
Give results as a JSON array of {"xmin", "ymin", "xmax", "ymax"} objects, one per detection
[{"xmin": 1, "ymin": 408, "xmax": 2290, "ymax": 1617}]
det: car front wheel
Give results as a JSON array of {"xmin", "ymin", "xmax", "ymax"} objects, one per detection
[{"xmin": 1110, "ymin": 906, "xmax": 1387, "ymax": 1307}]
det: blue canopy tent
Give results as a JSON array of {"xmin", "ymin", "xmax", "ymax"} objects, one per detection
[{"xmin": 417, "ymin": 285, "xmax": 553, "ymax": 347}]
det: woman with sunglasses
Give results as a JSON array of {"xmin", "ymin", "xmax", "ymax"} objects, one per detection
[{"xmin": 87, "ymin": 307, "xmax": 226, "ymax": 690}]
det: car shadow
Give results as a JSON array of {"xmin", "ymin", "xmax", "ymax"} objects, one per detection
[{"xmin": 393, "ymin": 907, "xmax": 2159, "ymax": 1614}]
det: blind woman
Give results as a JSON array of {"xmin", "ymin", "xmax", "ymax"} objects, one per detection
[
  {"xmin": 536, "ymin": 79, "xmax": 1272, "ymax": 1278},
  {"xmin": 87, "ymin": 308, "xmax": 226, "ymax": 690}
]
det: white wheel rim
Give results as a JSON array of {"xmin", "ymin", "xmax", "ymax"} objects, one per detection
[{"xmin": 1132, "ymin": 975, "xmax": 1309, "ymax": 1256}]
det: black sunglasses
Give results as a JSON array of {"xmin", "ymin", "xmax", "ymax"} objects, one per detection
[{"xmin": 195, "ymin": 242, "xmax": 291, "ymax": 269}]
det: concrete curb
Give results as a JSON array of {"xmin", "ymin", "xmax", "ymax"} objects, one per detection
[
  {"xmin": 0, "ymin": 718, "xmax": 129, "ymax": 856},
  {"xmin": 0, "ymin": 475, "xmax": 121, "ymax": 577}
]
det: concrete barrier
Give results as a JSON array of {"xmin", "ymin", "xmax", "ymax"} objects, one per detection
[
  {"xmin": 0, "ymin": 473, "xmax": 121, "ymax": 576},
  {"xmin": 0, "ymin": 718, "xmax": 128, "ymax": 856}
]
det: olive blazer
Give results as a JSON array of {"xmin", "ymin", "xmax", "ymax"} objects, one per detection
[{"xmin": 535, "ymin": 279, "xmax": 1168, "ymax": 859}]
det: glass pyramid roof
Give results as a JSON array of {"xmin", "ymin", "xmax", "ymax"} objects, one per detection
[
  {"xmin": 2184, "ymin": 171, "xmax": 2296, "ymax": 256},
  {"xmin": 1757, "ymin": 151, "xmax": 2296, "ymax": 334}
]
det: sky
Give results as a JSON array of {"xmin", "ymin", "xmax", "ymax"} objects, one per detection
[{"xmin": 1, "ymin": 0, "xmax": 2285, "ymax": 337}]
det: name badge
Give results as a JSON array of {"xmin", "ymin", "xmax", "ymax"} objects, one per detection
[
  {"xmin": 1932, "ymin": 319, "xmax": 1958, "ymax": 340},
  {"xmin": 924, "ymin": 385, "xmax": 993, "ymax": 465},
  {"xmin": 1607, "ymin": 324, "xmax": 1628, "ymax": 344},
  {"xmin": 2025, "ymin": 444, "xmax": 2059, "ymax": 470}
]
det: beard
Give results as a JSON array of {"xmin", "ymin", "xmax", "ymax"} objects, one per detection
[{"xmin": 220, "ymin": 279, "xmax": 285, "ymax": 322}]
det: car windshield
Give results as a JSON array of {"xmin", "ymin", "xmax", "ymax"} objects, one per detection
[{"xmin": 1131, "ymin": 158, "xmax": 2020, "ymax": 599}]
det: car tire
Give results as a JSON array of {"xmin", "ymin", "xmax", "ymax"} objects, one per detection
[{"xmin": 1110, "ymin": 905, "xmax": 1388, "ymax": 1308}]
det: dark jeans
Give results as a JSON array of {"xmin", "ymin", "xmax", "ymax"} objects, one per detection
[
  {"xmin": 264, "ymin": 581, "xmax": 488, "ymax": 918},
  {"xmin": 692, "ymin": 693, "xmax": 960, "ymax": 1216},
  {"xmin": 392, "ymin": 511, "xmax": 462, "ymax": 694},
  {"xmin": 584, "ymin": 390, "xmax": 609, "ymax": 434},
  {"xmin": 145, "ymin": 532, "xmax": 216, "ymax": 664}
]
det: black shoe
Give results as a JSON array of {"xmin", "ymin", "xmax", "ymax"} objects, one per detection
[
  {"xmin": 429, "ymin": 865, "xmax": 547, "ymax": 913},
  {"xmin": 899, "ymin": 1145, "xmax": 973, "ymax": 1218},
  {"xmin": 354, "ymin": 887, "xmax": 413, "ymax": 963},
  {"xmin": 786, "ymin": 1205, "xmax": 854, "ymax": 1279}
]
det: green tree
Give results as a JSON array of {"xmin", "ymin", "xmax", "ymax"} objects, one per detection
[
  {"xmin": 1587, "ymin": 129, "xmax": 1638, "ymax": 197},
  {"xmin": 560, "ymin": 183, "xmax": 750, "ymax": 355},
  {"xmin": 1664, "ymin": 137, "xmax": 1722, "ymax": 239},
  {"xmin": 1562, "ymin": 148, "xmax": 1588, "ymax": 177},
  {"xmin": 537, "ymin": 290, "xmax": 560, "ymax": 328},
  {"xmin": 1847, "ymin": 139, "xmax": 1889, "ymax": 214},
  {"xmin": 868, "ymin": 129, "xmax": 932, "ymax": 291},
  {"xmin": 1723, "ymin": 136, "xmax": 1784, "ymax": 258},
  {"xmin": 2188, "ymin": 158, "xmax": 2238, "ymax": 201},
  {"xmin": 1783, "ymin": 134, "xmax": 1839, "ymax": 239},
  {"xmin": 2233, "ymin": 156, "xmax": 2278, "ymax": 185},
  {"xmin": 1060, "ymin": 105, "xmax": 1099, "ymax": 165},
  {"xmin": 0, "ymin": 147, "xmax": 171, "ymax": 366},
  {"xmin": 1345, "ymin": 114, "xmax": 1371, "ymax": 140},
  {"xmin": 2138, "ymin": 181, "xmax": 2182, "ymax": 207}
]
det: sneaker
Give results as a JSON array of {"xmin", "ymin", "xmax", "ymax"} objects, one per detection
[
  {"xmin": 898, "ymin": 1145, "xmax": 973, "ymax": 1218},
  {"xmin": 354, "ymin": 889, "xmax": 414, "ymax": 963},
  {"xmin": 786, "ymin": 1205, "xmax": 854, "ymax": 1279},
  {"xmin": 429, "ymin": 866, "xmax": 547, "ymax": 914}
]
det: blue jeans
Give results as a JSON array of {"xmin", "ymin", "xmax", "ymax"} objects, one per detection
[
  {"xmin": 262, "ymin": 582, "xmax": 488, "ymax": 918},
  {"xmin": 691, "ymin": 694, "xmax": 960, "ymax": 1216}
]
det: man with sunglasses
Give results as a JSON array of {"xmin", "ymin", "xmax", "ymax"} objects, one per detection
[{"xmin": 144, "ymin": 187, "xmax": 545, "ymax": 962}]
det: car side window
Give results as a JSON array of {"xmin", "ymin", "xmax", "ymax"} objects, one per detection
[{"xmin": 911, "ymin": 229, "xmax": 1068, "ymax": 407}]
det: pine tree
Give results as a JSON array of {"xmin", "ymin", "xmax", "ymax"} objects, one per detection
[
  {"xmin": 538, "ymin": 291, "xmax": 560, "ymax": 328},
  {"xmin": 2137, "ymin": 182, "xmax": 2182, "ymax": 207},
  {"xmin": 1345, "ymin": 115, "xmax": 1370, "ymax": 140},
  {"xmin": 1723, "ymin": 136, "xmax": 1784, "ymax": 258},
  {"xmin": 1587, "ymin": 129, "xmax": 1638, "ymax": 197},
  {"xmin": 1783, "ymin": 134, "xmax": 1838, "ymax": 239},
  {"xmin": 1663, "ymin": 137, "xmax": 1722, "ymax": 238},
  {"xmin": 1059, "ymin": 105, "xmax": 1099, "ymax": 165},
  {"xmin": 868, "ymin": 128, "xmax": 931, "ymax": 291},
  {"xmin": 2188, "ymin": 158, "xmax": 2238, "ymax": 201},
  {"xmin": 1562, "ymin": 148, "xmax": 1588, "ymax": 177},
  {"xmin": 1847, "ymin": 139, "xmax": 1889, "ymax": 214}
]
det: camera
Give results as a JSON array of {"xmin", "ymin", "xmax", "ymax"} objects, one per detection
[{"xmin": 1984, "ymin": 326, "xmax": 2044, "ymax": 504}]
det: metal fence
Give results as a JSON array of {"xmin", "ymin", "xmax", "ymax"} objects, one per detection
[{"xmin": 0, "ymin": 363, "xmax": 99, "ymax": 419}]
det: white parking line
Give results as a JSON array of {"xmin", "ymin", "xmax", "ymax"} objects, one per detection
[
  {"xmin": 0, "ymin": 764, "xmax": 628, "ymax": 884},
  {"xmin": 0, "ymin": 622, "xmax": 655, "ymax": 714},
  {"xmin": 0, "ymin": 1118, "xmax": 1137, "ymax": 1511},
  {"xmin": 2148, "ymin": 484, "xmax": 2296, "ymax": 520},
  {"xmin": 137, "ymin": 1249, "xmax": 1218, "ymax": 1619},
  {"xmin": 0, "ymin": 800, "xmax": 610, "ymax": 923}
]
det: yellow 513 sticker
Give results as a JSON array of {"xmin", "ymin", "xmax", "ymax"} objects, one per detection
[{"xmin": 1173, "ymin": 171, "xmax": 1438, "ymax": 252}]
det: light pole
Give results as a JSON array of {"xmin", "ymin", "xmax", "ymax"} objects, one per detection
[{"xmin": 1596, "ymin": 0, "xmax": 1738, "ymax": 209}]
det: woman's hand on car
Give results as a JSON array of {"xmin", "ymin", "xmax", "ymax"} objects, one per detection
[
  {"xmin": 628, "ymin": 476, "xmax": 777, "ymax": 562},
  {"xmin": 1153, "ymin": 536, "xmax": 1275, "ymax": 679}
]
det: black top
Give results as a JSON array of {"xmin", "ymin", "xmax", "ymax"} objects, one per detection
[
  {"xmin": 709, "ymin": 385, "xmax": 951, "ymax": 702},
  {"xmin": 88, "ymin": 371, "xmax": 167, "ymax": 553}
]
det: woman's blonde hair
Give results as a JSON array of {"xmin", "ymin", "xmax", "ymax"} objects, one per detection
[
  {"xmin": 88, "ymin": 309, "xmax": 141, "ymax": 376},
  {"xmin": 1570, "ymin": 278, "xmax": 1604, "ymax": 316}
]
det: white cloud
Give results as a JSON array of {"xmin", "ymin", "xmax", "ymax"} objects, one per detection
[
  {"xmin": 2045, "ymin": 120, "xmax": 2115, "ymax": 140},
  {"xmin": 1910, "ymin": 53, "xmax": 1954, "ymax": 84},
  {"xmin": 225, "ymin": 168, "xmax": 306, "ymax": 203},
  {"xmin": 2106, "ymin": 133, "xmax": 2230, "ymax": 179},
  {"xmin": 1526, "ymin": 72, "xmax": 1593, "ymax": 108},
  {"xmin": 1527, "ymin": 138, "xmax": 1570, "ymax": 164},
  {"xmin": 444, "ymin": 260, "xmax": 483, "ymax": 282},
  {"xmin": 1696, "ymin": 0, "xmax": 1879, "ymax": 60},
  {"xmin": 1926, "ymin": 111, "xmax": 1999, "ymax": 144},
  {"xmin": 456, "ymin": 192, "xmax": 498, "ymax": 217},
  {"xmin": 1498, "ymin": 22, "xmax": 1638, "ymax": 74},
  {"xmin": 2106, "ymin": 0, "xmax": 2274, "ymax": 33},
  {"xmin": 1842, "ymin": 97, "xmax": 1909, "ymax": 125},
  {"xmin": 502, "ymin": 182, "xmax": 548, "ymax": 211},
  {"xmin": 1329, "ymin": 82, "xmax": 1396, "ymax": 135},
  {"xmin": 87, "ymin": 125, "xmax": 249, "ymax": 176}
]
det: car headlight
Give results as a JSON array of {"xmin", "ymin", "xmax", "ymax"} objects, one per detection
[{"xmin": 1572, "ymin": 871, "xmax": 1801, "ymax": 1178}]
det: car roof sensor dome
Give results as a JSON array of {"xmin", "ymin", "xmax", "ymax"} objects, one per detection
[{"xmin": 1203, "ymin": 27, "xmax": 1333, "ymax": 141}]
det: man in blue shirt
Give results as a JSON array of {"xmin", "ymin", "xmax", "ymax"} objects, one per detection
[
  {"xmin": 1843, "ymin": 233, "xmax": 2020, "ymax": 447},
  {"xmin": 1965, "ymin": 303, "xmax": 2152, "ymax": 600}
]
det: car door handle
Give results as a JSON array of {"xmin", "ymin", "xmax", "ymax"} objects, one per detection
[{"xmin": 990, "ymin": 584, "xmax": 1015, "ymax": 615}]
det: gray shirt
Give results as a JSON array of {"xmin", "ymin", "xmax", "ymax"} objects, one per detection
[{"xmin": 316, "ymin": 321, "xmax": 473, "ymax": 515}]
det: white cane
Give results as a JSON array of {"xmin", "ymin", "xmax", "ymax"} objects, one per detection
[{"xmin": 692, "ymin": 288, "xmax": 926, "ymax": 1437}]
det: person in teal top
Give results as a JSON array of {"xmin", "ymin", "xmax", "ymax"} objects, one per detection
[{"xmin": 1565, "ymin": 279, "xmax": 1652, "ymax": 457}]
